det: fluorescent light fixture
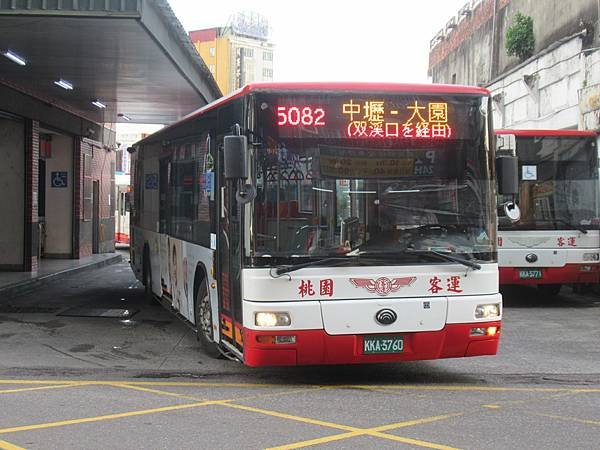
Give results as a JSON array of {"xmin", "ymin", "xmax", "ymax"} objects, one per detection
[
  {"xmin": 118, "ymin": 113, "xmax": 131, "ymax": 121},
  {"xmin": 92, "ymin": 100, "xmax": 106, "ymax": 109},
  {"xmin": 3, "ymin": 50, "xmax": 26, "ymax": 66},
  {"xmin": 54, "ymin": 79, "xmax": 73, "ymax": 90},
  {"xmin": 387, "ymin": 189, "xmax": 421, "ymax": 193},
  {"xmin": 312, "ymin": 187, "xmax": 333, "ymax": 193}
]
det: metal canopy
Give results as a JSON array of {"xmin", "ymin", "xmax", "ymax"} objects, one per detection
[{"xmin": 0, "ymin": 0, "xmax": 221, "ymax": 125}]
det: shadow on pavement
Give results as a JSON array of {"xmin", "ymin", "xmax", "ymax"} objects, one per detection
[{"xmin": 501, "ymin": 284, "xmax": 600, "ymax": 308}]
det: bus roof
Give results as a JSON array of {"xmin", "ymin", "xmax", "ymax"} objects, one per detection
[
  {"xmin": 136, "ymin": 82, "xmax": 490, "ymax": 146},
  {"xmin": 496, "ymin": 129, "xmax": 598, "ymax": 137}
]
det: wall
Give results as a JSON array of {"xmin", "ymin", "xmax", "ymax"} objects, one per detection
[
  {"xmin": 191, "ymin": 33, "xmax": 231, "ymax": 95},
  {"xmin": 0, "ymin": 116, "xmax": 24, "ymax": 269},
  {"xmin": 488, "ymin": 35, "xmax": 600, "ymax": 130},
  {"xmin": 428, "ymin": 0, "xmax": 598, "ymax": 85},
  {"xmin": 44, "ymin": 134, "xmax": 73, "ymax": 257},
  {"xmin": 74, "ymin": 138, "xmax": 115, "ymax": 258},
  {"xmin": 580, "ymin": 49, "xmax": 600, "ymax": 130}
]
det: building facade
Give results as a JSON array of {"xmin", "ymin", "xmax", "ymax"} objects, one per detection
[
  {"xmin": 0, "ymin": 110, "xmax": 116, "ymax": 271},
  {"xmin": 189, "ymin": 13, "xmax": 274, "ymax": 95},
  {"xmin": 428, "ymin": 0, "xmax": 600, "ymax": 130}
]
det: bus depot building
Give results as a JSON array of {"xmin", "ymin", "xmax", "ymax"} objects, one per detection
[
  {"xmin": 0, "ymin": 0, "xmax": 220, "ymax": 273},
  {"xmin": 0, "ymin": 105, "xmax": 116, "ymax": 272}
]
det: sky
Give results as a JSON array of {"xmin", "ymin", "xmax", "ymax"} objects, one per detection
[{"xmin": 167, "ymin": 0, "xmax": 466, "ymax": 83}]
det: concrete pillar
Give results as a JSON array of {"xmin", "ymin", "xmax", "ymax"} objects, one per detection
[{"xmin": 23, "ymin": 119, "xmax": 40, "ymax": 272}]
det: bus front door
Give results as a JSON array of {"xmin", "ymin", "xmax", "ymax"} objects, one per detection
[{"xmin": 218, "ymin": 175, "xmax": 244, "ymax": 354}]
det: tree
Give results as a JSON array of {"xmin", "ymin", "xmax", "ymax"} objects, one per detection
[{"xmin": 505, "ymin": 12, "xmax": 535, "ymax": 61}]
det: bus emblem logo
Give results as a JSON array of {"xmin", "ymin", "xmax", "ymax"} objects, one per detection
[
  {"xmin": 350, "ymin": 277, "xmax": 416, "ymax": 296},
  {"xmin": 375, "ymin": 309, "xmax": 397, "ymax": 325}
]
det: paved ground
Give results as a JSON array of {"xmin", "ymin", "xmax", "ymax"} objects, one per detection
[{"xmin": 0, "ymin": 259, "xmax": 599, "ymax": 449}]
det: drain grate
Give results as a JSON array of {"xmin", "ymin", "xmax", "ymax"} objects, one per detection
[
  {"xmin": 0, "ymin": 305, "xmax": 60, "ymax": 314},
  {"xmin": 58, "ymin": 307, "xmax": 138, "ymax": 319}
]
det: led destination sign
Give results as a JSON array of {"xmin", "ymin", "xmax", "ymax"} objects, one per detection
[{"xmin": 263, "ymin": 93, "xmax": 483, "ymax": 141}]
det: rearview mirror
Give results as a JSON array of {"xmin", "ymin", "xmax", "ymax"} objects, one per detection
[
  {"xmin": 224, "ymin": 135, "xmax": 248, "ymax": 179},
  {"xmin": 502, "ymin": 201, "xmax": 521, "ymax": 223},
  {"xmin": 496, "ymin": 155, "xmax": 518, "ymax": 195}
]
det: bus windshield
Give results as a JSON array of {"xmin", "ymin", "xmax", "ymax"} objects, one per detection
[
  {"xmin": 249, "ymin": 92, "xmax": 495, "ymax": 264},
  {"xmin": 499, "ymin": 135, "xmax": 600, "ymax": 231}
]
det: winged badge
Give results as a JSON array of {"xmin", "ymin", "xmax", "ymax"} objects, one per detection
[{"xmin": 350, "ymin": 276, "xmax": 417, "ymax": 296}]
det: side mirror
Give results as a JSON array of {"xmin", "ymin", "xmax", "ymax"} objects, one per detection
[
  {"xmin": 502, "ymin": 201, "xmax": 521, "ymax": 223},
  {"xmin": 224, "ymin": 135, "xmax": 248, "ymax": 179},
  {"xmin": 496, "ymin": 155, "xmax": 518, "ymax": 195}
]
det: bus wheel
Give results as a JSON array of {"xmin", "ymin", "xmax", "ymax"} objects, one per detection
[
  {"xmin": 195, "ymin": 281, "xmax": 222, "ymax": 359},
  {"xmin": 537, "ymin": 284, "xmax": 561, "ymax": 297}
]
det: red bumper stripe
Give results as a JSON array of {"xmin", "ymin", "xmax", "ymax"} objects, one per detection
[
  {"xmin": 243, "ymin": 322, "xmax": 501, "ymax": 367},
  {"xmin": 499, "ymin": 264, "xmax": 600, "ymax": 285}
]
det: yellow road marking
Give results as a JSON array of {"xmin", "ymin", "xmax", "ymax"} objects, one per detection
[
  {"xmin": 0, "ymin": 400, "xmax": 229, "ymax": 434},
  {"xmin": 266, "ymin": 431, "xmax": 363, "ymax": 449},
  {"xmin": 266, "ymin": 414, "xmax": 463, "ymax": 450},
  {"xmin": 0, "ymin": 380, "xmax": 599, "ymax": 393},
  {"xmin": 229, "ymin": 403, "xmax": 461, "ymax": 450},
  {"xmin": 0, "ymin": 439, "xmax": 26, "ymax": 450},
  {"xmin": 112, "ymin": 382, "xmax": 323, "ymax": 404},
  {"xmin": 0, "ymin": 384, "xmax": 84, "ymax": 394},
  {"xmin": 110, "ymin": 383, "xmax": 206, "ymax": 402},
  {"xmin": 533, "ymin": 412, "xmax": 600, "ymax": 426},
  {"xmin": 223, "ymin": 403, "xmax": 357, "ymax": 432},
  {"xmin": 482, "ymin": 404, "xmax": 501, "ymax": 409}
]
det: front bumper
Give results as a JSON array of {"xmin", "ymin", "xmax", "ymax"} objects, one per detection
[
  {"xmin": 243, "ymin": 321, "xmax": 501, "ymax": 367},
  {"xmin": 499, "ymin": 264, "xmax": 600, "ymax": 285}
]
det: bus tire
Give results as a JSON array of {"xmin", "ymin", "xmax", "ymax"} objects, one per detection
[
  {"xmin": 195, "ymin": 280, "xmax": 222, "ymax": 359},
  {"xmin": 537, "ymin": 284, "xmax": 561, "ymax": 297}
]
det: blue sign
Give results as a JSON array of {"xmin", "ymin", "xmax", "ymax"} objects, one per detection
[
  {"xmin": 51, "ymin": 171, "xmax": 68, "ymax": 188},
  {"xmin": 145, "ymin": 173, "xmax": 158, "ymax": 190}
]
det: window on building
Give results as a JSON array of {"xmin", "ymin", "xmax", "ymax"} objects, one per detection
[
  {"xmin": 209, "ymin": 64, "xmax": 216, "ymax": 74},
  {"xmin": 262, "ymin": 68, "xmax": 273, "ymax": 79},
  {"xmin": 209, "ymin": 47, "xmax": 216, "ymax": 57},
  {"xmin": 263, "ymin": 51, "xmax": 273, "ymax": 61},
  {"xmin": 242, "ymin": 47, "xmax": 254, "ymax": 58},
  {"xmin": 451, "ymin": 73, "xmax": 457, "ymax": 84}
]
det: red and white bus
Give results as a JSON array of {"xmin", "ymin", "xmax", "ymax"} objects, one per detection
[
  {"xmin": 130, "ymin": 82, "xmax": 513, "ymax": 366},
  {"xmin": 115, "ymin": 174, "xmax": 130, "ymax": 246},
  {"xmin": 497, "ymin": 129, "xmax": 600, "ymax": 295}
]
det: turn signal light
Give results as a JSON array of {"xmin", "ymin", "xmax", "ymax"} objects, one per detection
[
  {"xmin": 470, "ymin": 326, "xmax": 500, "ymax": 337},
  {"xmin": 256, "ymin": 335, "xmax": 296, "ymax": 345}
]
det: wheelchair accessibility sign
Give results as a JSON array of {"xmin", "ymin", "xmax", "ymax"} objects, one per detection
[{"xmin": 51, "ymin": 171, "xmax": 68, "ymax": 188}]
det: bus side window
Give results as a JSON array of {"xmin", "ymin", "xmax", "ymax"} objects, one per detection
[{"xmin": 124, "ymin": 192, "xmax": 131, "ymax": 213}]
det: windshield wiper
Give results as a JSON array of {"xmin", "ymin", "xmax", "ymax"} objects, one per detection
[
  {"xmin": 273, "ymin": 257, "xmax": 351, "ymax": 276},
  {"xmin": 552, "ymin": 218, "xmax": 588, "ymax": 234},
  {"xmin": 407, "ymin": 250, "xmax": 481, "ymax": 270},
  {"xmin": 349, "ymin": 250, "xmax": 481, "ymax": 270}
]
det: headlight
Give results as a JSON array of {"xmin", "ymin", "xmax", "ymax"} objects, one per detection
[
  {"xmin": 475, "ymin": 303, "xmax": 500, "ymax": 319},
  {"xmin": 255, "ymin": 312, "xmax": 291, "ymax": 327},
  {"xmin": 583, "ymin": 253, "xmax": 599, "ymax": 261}
]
